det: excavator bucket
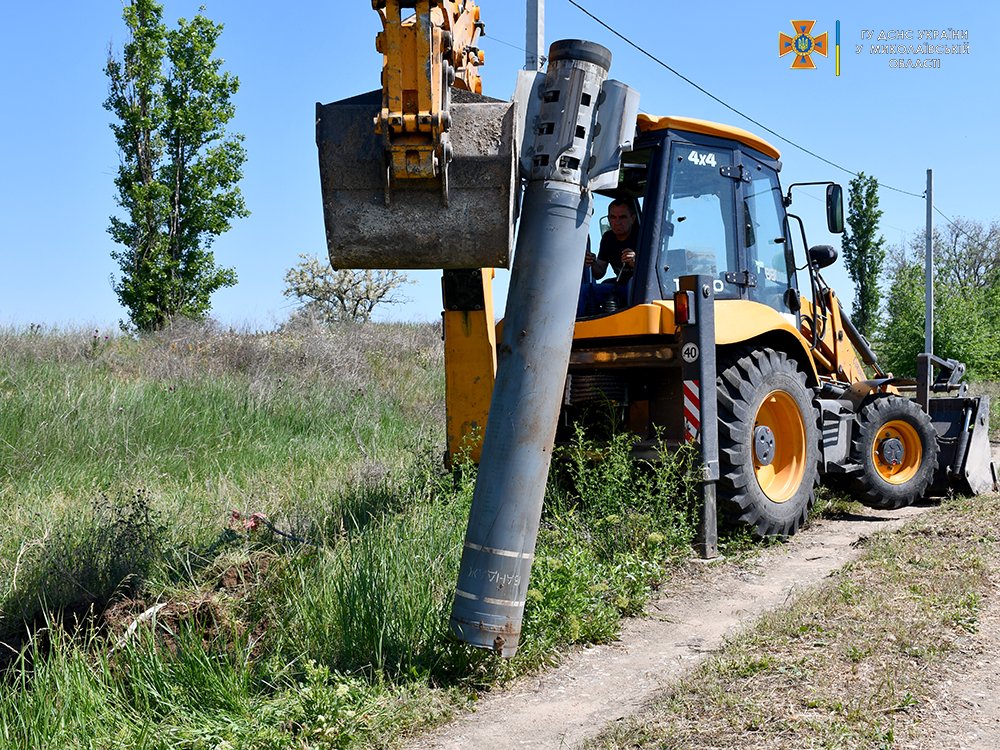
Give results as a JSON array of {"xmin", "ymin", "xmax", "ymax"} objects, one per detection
[
  {"xmin": 316, "ymin": 89, "xmax": 517, "ymax": 270},
  {"xmin": 929, "ymin": 396, "xmax": 998, "ymax": 495}
]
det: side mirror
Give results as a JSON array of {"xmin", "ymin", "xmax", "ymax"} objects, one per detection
[
  {"xmin": 783, "ymin": 287, "xmax": 802, "ymax": 313},
  {"xmin": 809, "ymin": 244, "xmax": 838, "ymax": 269},
  {"xmin": 826, "ymin": 184, "xmax": 844, "ymax": 234}
]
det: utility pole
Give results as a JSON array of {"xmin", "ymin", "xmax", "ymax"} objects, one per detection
[
  {"xmin": 925, "ymin": 169, "xmax": 933, "ymax": 355},
  {"xmin": 525, "ymin": 0, "xmax": 544, "ymax": 70}
]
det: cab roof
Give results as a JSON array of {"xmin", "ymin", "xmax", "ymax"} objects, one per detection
[{"xmin": 637, "ymin": 114, "xmax": 781, "ymax": 161}]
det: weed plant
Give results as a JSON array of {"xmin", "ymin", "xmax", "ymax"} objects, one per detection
[
  {"xmin": 515, "ymin": 430, "xmax": 701, "ymax": 666},
  {"xmin": 2, "ymin": 490, "xmax": 162, "ymax": 633}
]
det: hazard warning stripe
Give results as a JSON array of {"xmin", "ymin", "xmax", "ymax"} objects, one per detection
[{"xmin": 683, "ymin": 379, "xmax": 700, "ymax": 441}]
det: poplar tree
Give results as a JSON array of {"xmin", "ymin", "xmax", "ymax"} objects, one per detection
[
  {"xmin": 104, "ymin": 0, "xmax": 247, "ymax": 330},
  {"xmin": 840, "ymin": 172, "xmax": 885, "ymax": 338}
]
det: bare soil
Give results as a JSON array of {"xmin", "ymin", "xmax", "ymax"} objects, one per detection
[
  {"xmin": 903, "ymin": 596, "xmax": 1000, "ymax": 749},
  {"xmin": 408, "ymin": 443, "xmax": 1000, "ymax": 750}
]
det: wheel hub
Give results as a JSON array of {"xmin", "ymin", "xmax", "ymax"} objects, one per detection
[
  {"xmin": 870, "ymin": 419, "xmax": 924, "ymax": 485},
  {"xmin": 878, "ymin": 436, "xmax": 905, "ymax": 466},
  {"xmin": 753, "ymin": 425, "xmax": 776, "ymax": 466},
  {"xmin": 750, "ymin": 388, "xmax": 807, "ymax": 504}
]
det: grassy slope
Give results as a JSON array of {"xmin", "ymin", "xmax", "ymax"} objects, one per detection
[
  {"xmin": 8, "ymin": 325, "xmax": 988, "ymax": 749},
  {"xmin": 0, "ymin": 321, "xmax": 441, "ymax": 532},
  {"xmin": 0, "ymin": 323, "xmax": 703, "ymax": 749}
]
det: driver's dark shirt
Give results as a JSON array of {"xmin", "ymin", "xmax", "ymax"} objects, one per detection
[{"xmin": 597, "ymin": 225, "xmax": 639, "ymax": 278}]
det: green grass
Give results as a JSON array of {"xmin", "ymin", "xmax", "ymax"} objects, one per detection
[
  {"xmin": 0, "ymin": 323, "xmax": 704, "ymax": 748},
  {"xmin": 991, "ymin": 391, "xmax": 999, "ymax": 441},
  {"xmin": 1, "ymin": 322, "xmax": 438, "ymax": 513},
  {"xmin": 1, "ymin": 321, "xmax": 443, "ymax": 634}
]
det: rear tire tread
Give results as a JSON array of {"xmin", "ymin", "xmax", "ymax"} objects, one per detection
[{"xmin": 716, "ymin": 348, "xmax": 820, "ymax": 539}]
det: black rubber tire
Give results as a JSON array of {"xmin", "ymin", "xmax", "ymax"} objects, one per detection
[
  {"xmin": 716, "ymin": 349, "xmax": 820, "ymax": 539},
  {"xmin": 850, "ymin": 395, "xmax": 939, "ymax": 509}
]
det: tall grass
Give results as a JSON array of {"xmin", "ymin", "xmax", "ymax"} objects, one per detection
[
  {"xmin": 261, "ymin": 474, "xmax": 475, "ymax": 682},
  {"xmin": 979, "ymin": 382, "xmax": 1000, "ymax": 440},
  {"xmin": 0, "ymin": 323, "xmax": 702, "ymax": 748},
  {"xmin": 0, "ymin": 321, "xmax": 443, "ymax": 608},
  {"xmin": 2, "ymin": 489, "xmax": 161, "ymax": 629}
]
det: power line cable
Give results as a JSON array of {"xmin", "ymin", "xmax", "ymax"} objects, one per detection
[
  {"xmin": 933, "ymin": 206, "xmax": 999, "ymax": 257},
  {"xmin": 482, "ymin": 32, "xmax": 549, "ymax": 66},
  {"xmin": 934, "ymin": 206, "xmax": 967, "ymax": 232},
  {"xmin": 484, "ymin": 34, "xmax": 529, "ymax": 55},
  {"xmin": 565, "ymin": 0, "xmax": 925, "ymax": 199}
]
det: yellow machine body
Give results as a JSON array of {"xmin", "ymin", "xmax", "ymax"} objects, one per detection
[
  {"xmin": 440, "ymin": 114, "xmax": 869, "ymax": 460},
  {"xmin": 443, "ymin": 269, "xmax": 497, "ymax": 464},
  {"xmin": 443, "ymin": 292, "xmax": 875, "ymax": 460}
]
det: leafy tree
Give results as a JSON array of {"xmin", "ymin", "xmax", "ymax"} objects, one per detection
[
  {"xmin": 105, "ymin": 0, "xmax": 247, "ymax": 331},
  {"xmin": 840, "ymin": 172, "xmax": 885, "ymax": 338},
  {"xmin": 283, "ymin": 254, "xmax": 410, "ymax": 324},
  {"xmin": 876, "ymin": 219, "xmax": 1000, "ymax": 380},
  {"xmin": 925, "ymin": 217, "xmax": 1000, "ymax": 290},
  {"xmin": 878, "ymin": 261, "xmax": 927, "ymax": 377}
]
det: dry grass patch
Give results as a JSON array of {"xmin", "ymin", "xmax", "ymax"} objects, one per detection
[{"xmin": 588, "ymin": 495, "xmax": 1000, "ymax": 750}]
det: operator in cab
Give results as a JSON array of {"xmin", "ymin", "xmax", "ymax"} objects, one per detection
[{"xmin": 585, "ymin": 198, "xmax": 638, "ymax": 281}]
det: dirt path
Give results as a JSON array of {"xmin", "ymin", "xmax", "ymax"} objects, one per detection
[
  {"xmin": 902, "ymin": 442, "xmax": 1000, "ymax": 748},
  {"xmin": 407, "ymin": 503, "xmax": 935, "ymax": 750},
  {"xmin": 902, "ymin": 597, "xmax": 1000, "ymax": 749}
]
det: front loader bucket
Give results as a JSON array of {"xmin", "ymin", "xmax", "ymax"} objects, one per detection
[
  {"xmin": 929, "ymin": 396, "xmax": 998, "ymax": 495},
  {"xmin": 316, "ymin": 89, "xmax": 517, "ymax": 270}
]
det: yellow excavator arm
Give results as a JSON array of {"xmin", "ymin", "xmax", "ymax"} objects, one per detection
[
  {"xmin": 317, "ymin": 1, "xmax": 513, "ymax": 268},
  {"xmin": 373, "ymin": 0, "xmax": 485, "ymax": 191}
]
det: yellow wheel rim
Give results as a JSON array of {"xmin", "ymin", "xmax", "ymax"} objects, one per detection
[
  {"xmin": 871, "ymin": 419, "xmax": 922, "ymax": 484},
  {"xmin": 753, "ymin": 390, "xmax": 807, "ymax": 503}
]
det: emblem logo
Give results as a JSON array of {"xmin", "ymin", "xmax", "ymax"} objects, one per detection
[{"xmin": 779, "ymin": 20, "xmax": 828, "ymax": 69}]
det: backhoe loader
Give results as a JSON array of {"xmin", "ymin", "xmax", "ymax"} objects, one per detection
[{"xmin": 316, "ymin": 1, "xmax": 996, "ymax": 654}]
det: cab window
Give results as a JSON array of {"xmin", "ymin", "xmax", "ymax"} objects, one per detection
[
  {"xmin": 657, "ymin": 143, "xmax": 739, "ymax": 299},
  {"xmin": 743, "ymin": 159, "xmax": 792, "ymax": 311},
  {"xmin": 587, "ymin": 153, "xmax": 650, "ymax": 265}
]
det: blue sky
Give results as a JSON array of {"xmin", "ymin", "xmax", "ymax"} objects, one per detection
[{"xmin": 1, "ymin": 2, "xmax": 995, "ymax": 330}]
